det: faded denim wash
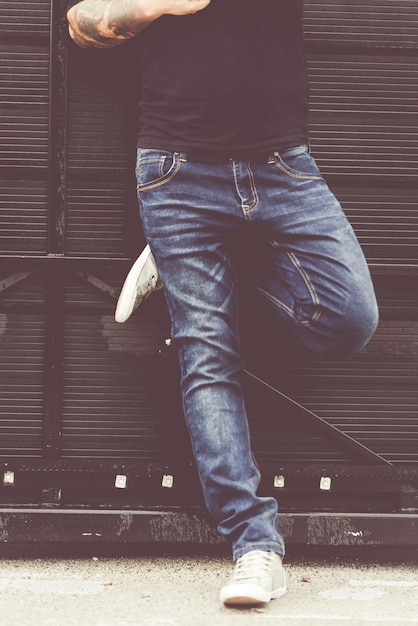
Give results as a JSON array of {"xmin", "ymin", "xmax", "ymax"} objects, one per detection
[{"xmin": 136, "ymin": 145, "xmax": 379, "ymax": 560}]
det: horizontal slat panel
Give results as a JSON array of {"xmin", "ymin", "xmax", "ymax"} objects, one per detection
[
  {"xmin": 0, "ymin": 271, "xmax": 46, "ymax": 307},
  {"xmin": 61, "ymin": 316, "xmax": 165, "ymax": 460},
  {"xmin": 66, "ymin": 182, "xmax": 134, "ymax": 258},
  {"xmin": 66, "ymin": 46, "xmax": 135, "ymax": 176},
  {"xmin": 0, "ymin": 181, "xmax": 48, "ymax": 253},
  {"xmin": 0, "ymin": 313, "xmax": 44, "ymax": 456},
  {"xmin": 58, "ymin": 313, "xmax": 418, "ymax": 466},
  {"xmin": 304, "ymin": 0, "xmax": 418, "ymax": 49},
  {"xmin": 0, "ymin": 2, "xmax": 417, "ymax": 485},
  {"xmin": 0, "ymin": 1, "xmax": 50, "ymax": 35},
  {"xmin": 271, "ymin": 321, "xmax": 418, "ymax": 465},
  {"xmin": 331, "ymin": 187, "xmax": 418, "ymax": 264},
  {"xmin": 308, "ymin": 55, "xmax": 418, "ymax": 179},
  {"xmin": 0, "ymin": 47, "xmax": 49, "ymax": 172}
]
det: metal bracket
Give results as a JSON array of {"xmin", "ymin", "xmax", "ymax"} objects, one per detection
[
  {"xmin": 75, "ymin": 272, "xmax": 119, "ymax": 300},
  {"xmin": 0, "ymin": 271, "xmax": 34, "ymax": 295}
]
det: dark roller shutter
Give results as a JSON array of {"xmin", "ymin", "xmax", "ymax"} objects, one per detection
[{"xmin": 0, "ymin": 0, "xmax": 417, "ymax": 539}]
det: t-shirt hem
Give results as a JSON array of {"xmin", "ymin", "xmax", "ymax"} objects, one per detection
[{"xmin": 135, "ymin": 134, "xmax": 310, "ymax": 160}]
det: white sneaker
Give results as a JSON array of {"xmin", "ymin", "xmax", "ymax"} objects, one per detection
[
  {"xmin": 220, "ymin": 550, "xmax": 286, "ymax": 606},
  {"xmin": 115, "ymin": 245, "xmax": 162, "ymax": 323}
]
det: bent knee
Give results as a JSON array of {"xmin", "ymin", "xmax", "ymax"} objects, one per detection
[{"xmin": 319, "ymin": 296, "xmax": 379, "ymax": 357}]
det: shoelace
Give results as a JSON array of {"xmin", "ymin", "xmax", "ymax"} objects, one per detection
[{"xmin": 233, "ymin": 551, "xmax": 276, "ymax": 581}]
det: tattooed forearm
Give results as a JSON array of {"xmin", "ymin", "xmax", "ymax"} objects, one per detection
[
  {"xmin": 67, "ymin": 0, "xmax": 156, "ymax": 48},
  {"xmin": 67, "ymin": 0, "xmax": 212, "ymax": 48}
]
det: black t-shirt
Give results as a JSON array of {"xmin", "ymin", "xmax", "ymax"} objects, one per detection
[{"xmin": 137, "ymin": 0, "xmax": 309, "ymax": 157}]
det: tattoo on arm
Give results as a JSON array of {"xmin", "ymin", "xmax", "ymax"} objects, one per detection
[{"xmin": 68, "ymin": 0, "xmax": 153, "ymax": 48}]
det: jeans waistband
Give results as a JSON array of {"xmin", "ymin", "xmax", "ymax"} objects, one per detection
[{"xmin": 178, "ymin": 144, "xmax": 309, "ymax": 164}]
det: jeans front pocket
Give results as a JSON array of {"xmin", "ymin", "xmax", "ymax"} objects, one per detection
[
  {"xmin": 274, "ymin": 147, "xmax": 323, "ymax": 181},
  {"xmin": 136, "ymin": 148, "xmax": 182, "ymax": 191}
]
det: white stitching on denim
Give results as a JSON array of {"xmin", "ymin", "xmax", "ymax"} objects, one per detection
[
  {"xmin": 232, "ymin": 161, "xmax": 258, "ymax": 214},
  {"xmin": 256, "ymin": 286, "xmax": 297, "ymax": 320},
  {"xmin": 257, "ymin": 251, "xmax": 322, "ymax": 326},
  {"xmin": 287, "ymin": 252, "xmax": 320, "ymax": 306},
  {"xmin": 275, "ymin": 159, "xmax": 322, "ymax": 181},
  {"xmin": 137, "ymin": 157, "xmax": 181, "ymax": 192},
  {"xmin": 232, "ymin": 161, "xmax": 247, "ymax": 211},
  {"xmin": 245, "ymin": 163, "xmax": 259, "ymax": 211},
  {"xmin": 158, "ymin": 155, "xmax": 166, "ymax": 178}
]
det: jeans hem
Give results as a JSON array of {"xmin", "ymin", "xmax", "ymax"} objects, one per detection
[{"xmin": 233, "ymin": 541, "xmax": 285, "ymax": 562}]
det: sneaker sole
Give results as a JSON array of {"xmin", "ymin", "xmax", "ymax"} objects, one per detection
[
  {"xmin": 221, "ymin": 583, "xmax": 287, "ymax": 606},
  {"xmin": 115, "ymin": 245, "xmax": 152, "ymax": 323}
]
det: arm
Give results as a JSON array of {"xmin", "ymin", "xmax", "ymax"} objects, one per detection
[{"xmin": 67, "ymin": 0, "xmax": 211, "ymax": 48}]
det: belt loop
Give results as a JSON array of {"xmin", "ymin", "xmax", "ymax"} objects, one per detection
[{"xmin": 178, "ymin": 152, "xmax": 188, "ymax": 162}]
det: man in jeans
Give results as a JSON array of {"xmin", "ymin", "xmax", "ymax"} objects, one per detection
[{"xmin": 67, "ymin": 0, "xmax": 379, "ymax": 606}]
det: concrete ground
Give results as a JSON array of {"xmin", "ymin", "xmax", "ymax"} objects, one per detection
[{"xmin": 0, "ymin": 546, "xmax": 417, "ymax": 626}]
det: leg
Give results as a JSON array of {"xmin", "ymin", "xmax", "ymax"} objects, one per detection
[
  {"xmin": 249, "ymin": 146, "xmax": 378, "ymax": 355},
  {"xmin": 136, "ymin": 149, "xmax": 285, "ymax": 560}
]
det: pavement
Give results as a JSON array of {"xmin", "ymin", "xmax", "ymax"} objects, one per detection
[{"xmin": 0, "ymin": 545, "xmax": 417, "ymax": 626}]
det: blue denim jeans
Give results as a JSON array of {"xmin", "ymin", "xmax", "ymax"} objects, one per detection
[{"xmin": 136, "ymin": 145, "xmax": 378, "ymax": 560}]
